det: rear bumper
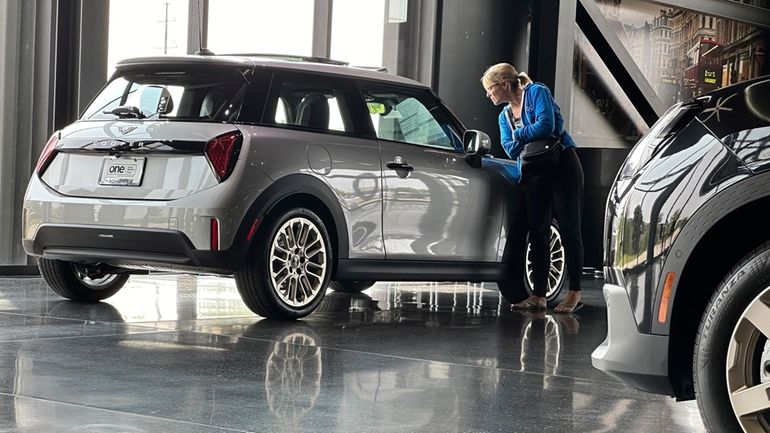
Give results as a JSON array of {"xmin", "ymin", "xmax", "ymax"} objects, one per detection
[
  {"xmin": 591, "ymin": 283, "xmax": 674, "ymax": 396},
  {"xmin": 24, "ymin": 224, "xmax": 247, "ymax": 273}
]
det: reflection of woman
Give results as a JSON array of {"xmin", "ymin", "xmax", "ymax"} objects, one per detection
[{"xmin": 481, "ymin": 63, "xmax": 584, "ymax": 313}]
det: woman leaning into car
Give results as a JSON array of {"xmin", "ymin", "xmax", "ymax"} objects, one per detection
[{"xmin": 481, "ymin": 63, "xmax": 584, "ymax": 313}]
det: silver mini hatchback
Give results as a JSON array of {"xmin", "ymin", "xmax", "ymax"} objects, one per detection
[{"xmin": 23, "ymin": 54, "xmax": 565, "ymax": 319}]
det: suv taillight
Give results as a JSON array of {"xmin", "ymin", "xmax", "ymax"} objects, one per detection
[
  {"xmin": 205, "ymin": 131, "xmax": 242, "ymax": 182},
  {"xmin": 35, "ymin": 132, "xmax": 60, "ymax": 175}
]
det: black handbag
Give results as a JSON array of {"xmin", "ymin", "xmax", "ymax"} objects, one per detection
[
  {"xmin": 506, "ymin": 106, "xmax": 562, "ymax": 169},
  {"xmin": 520, "ymin": 137, "xmax": 562, "ymax": 169}
]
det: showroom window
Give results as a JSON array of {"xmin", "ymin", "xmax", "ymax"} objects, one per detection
[
  {"xmin": 329, "ymin": 0, "xmax": 434, "ymax": 84},
  {"xmin": 330, "ymin": 0, "xmax": 386, "ymax": 67},
  {"xmin": 207, "ymin": 0, "xmax": 314, "ymax": 56},
  {"xmin": 593, "ymin": 0, "xmax": 768, "ymax": 104},
  {"xmin": 572, "ymin": 26, "xmax": 649, "ymax": 148},
  {"xmin": 108, "ymin": 0, "xmax": 188, "ymax": 78}
]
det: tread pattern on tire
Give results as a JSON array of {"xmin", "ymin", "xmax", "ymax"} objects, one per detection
[{"xmin": 693, "ymin": 240, "xmax": 770, "ymax": 433}]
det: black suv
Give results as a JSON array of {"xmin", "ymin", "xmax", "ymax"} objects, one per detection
[{"xmin": 592, "ymin": 76, "xmax": 770, "ymax": 432}]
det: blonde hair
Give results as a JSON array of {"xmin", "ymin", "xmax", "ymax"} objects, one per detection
[{"xmin": 480, "ymin": 63, "xmax": 532, "ymax": 88}]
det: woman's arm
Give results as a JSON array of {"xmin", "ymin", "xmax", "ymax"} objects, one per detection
[
  {"xmin": 513, "ymin": 84, "xmax": 556, "ymax": 143},
  {"xmin": 499, "ymin": 109, "xmax": 524, "ymax": 159}
]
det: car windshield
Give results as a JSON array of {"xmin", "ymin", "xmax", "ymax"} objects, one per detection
[{"xmin": 81, "ymin": 66, "xmax": 250, "ymax": 121}]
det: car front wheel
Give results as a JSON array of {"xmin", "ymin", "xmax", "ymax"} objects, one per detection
[
  {"xmin": 694, "ymin": 241, "xmax": 770, "ymax": 433},
  {"xmin": 38, "ymin": 259, "xmax": 128, "ymax": 302},
  {"xmin": 235, "ymin": 208, "xmax": 332, "ymax": 320}
]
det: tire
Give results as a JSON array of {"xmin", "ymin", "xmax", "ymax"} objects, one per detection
[
  {"xmin": 694, "ymin": 241, "xmax": 770, "ymax": 433},
  {"xmin": 524, "ymin": 221, "xmax": 566, "ymax": 302},
  {"xmin": 37, "ymin": 258, "xmax": 128, "ymax": 302},
  {"xmin": 235, "ymin": 207, "xmax": 332, "ymax": 320},
  {"xmin": 330, "ymin": 280, "xmax": 375, "ymax": 293}
]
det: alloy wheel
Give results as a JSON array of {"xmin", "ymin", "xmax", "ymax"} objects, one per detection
[
  {"xmin": 726, "ymin": 285, "xmax": 770, "ymax": 432},
  {"xmin": 72, "ymin": 264, "xmax": 120, "ymax": 289},
  {"xmin": 269, "ymin": 217, "xmax": 327, "ymax": 308},
  {"xmin": 525, "ymin": 225, "xmax": 566, "ymax": 299}
]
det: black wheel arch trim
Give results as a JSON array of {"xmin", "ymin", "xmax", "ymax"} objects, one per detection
[
  {"xmin": 232, "ymin": 173, "xmax": 350, "ymax": 269},
  {"xmin": 653, "ymin": 170, "xmax": 770, "ymax": 336}
]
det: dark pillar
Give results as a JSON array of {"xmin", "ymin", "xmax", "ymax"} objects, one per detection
[
  {"xmin": 528, "ymin": 0, "xmax": 561, "ymax": 90},
  {"xmin": 53, "ymin": 0, "xmax": 109, "ymax": 130},
  {"xmin": 435, "ymin": 0, "xmax": 530, "ymax": 157}
]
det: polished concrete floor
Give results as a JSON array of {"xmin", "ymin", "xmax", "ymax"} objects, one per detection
[{"xmin": 0, "ymin": 274, "xmax": 704, "ymax": 433}]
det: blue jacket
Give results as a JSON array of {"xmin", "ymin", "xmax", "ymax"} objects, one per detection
[{"xmin": 498, "ymin": 82, "xmax": 576, "ymax": 162}]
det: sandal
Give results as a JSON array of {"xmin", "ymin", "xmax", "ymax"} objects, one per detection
[
  {"xmin": 554, "ymin": 301, "xmax": 584, "ymax": 314},
  {"xmin": 512, "ymin": 299, "xmax": 547, "ymax": 310}
]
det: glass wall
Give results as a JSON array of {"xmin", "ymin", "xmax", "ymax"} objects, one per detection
[
  {"xmin": 330, "ymin": 0, "xmax": 386, "ymax": 66},
  {"xmin": 572, "ymin": 26, "xmax": 649, "ymax": 148},
  {"xmin": 108, "ymin": 0, "xmax": 189, "ymax": 78},
  {"xmin": 207, "ymin": 0, "xmax": 315, "ymax": 56},
  {"xmin": 594, "ymin": 0, "xmax": 769, "ymax": 105}
]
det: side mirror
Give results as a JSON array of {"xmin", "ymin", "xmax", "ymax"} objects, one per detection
[{"xmin": 463, "ymin": 130, "xmax": 491, "ymax": 156}]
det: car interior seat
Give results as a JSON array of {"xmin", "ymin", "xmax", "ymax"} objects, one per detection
[
  {"xmin": 296, "ymin": 94, "xmax": 329, "ymax": 130},
  {"xmin": 199, "ymin": 90, "xmax": 224, "ymax": 118}
]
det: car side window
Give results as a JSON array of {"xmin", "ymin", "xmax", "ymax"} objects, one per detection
[
  {"xmin": 722, "ymin": 126, "xmax": 770, "ymax": 166},
  {"xmin": 362, "ymin": 86, "xmax": 462, "ymax": 151},
  {"xmin": 267, "ymin": 74, "xmax": 351, "ymax": 133}
]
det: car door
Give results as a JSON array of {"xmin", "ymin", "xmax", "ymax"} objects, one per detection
[{"xmin": 360, "ymin": 83, "xmax": 505, "ymax": 261}]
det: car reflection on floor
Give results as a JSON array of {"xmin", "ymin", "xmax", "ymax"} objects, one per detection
[{"xmin": 0, "ymin": 275, "xmax": 706, "ymax": 432}]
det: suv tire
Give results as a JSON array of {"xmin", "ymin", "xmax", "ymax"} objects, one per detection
[
  {"xmin": 38, "ymin": 258, "xmax": 128, "ymax": 302},
  {"xmin": 694, "ymin": 241, "xmax": 770, "ymax": 433},
  {"xmin": 330, "ymin": 280, "xmax": 375, "ymax": 293},
  {"xmin": 235, "ymin": 208, "xmax": 332, "ymax": 320}
]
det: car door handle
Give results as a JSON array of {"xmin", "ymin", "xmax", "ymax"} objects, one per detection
[{"xmin": 386, "ymin": 156, "xmax": 413, "ymax": 171}]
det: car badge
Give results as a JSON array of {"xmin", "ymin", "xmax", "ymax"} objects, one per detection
[
  {"xmin": 701, "ymin": 94, "xmax": 735, "ymax": 123},
  {"xmin": 119, "ymin": 126, "xmax": 137, "ymax": 135},
  {"xmin": 94, "ymin": 139, "xmax": 129, "ymax": 148}
]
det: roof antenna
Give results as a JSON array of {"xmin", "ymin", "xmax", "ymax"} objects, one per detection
[{"xmin": 195, "ymin": 0, "xmax": 214, "ymax": 56}]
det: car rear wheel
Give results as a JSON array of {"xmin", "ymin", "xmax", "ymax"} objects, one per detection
[
  {"xmin": 38, "ymin": 258, "xmax": 128, "ymax": 302},
  {"xmin": 235, "ymin": 208, "xmax": 332, "ymax": 320},
  {"xmin": 330, "ymin": 280, "xmax": 375, "ymax": 293},
  {"xmin": 524, "ymin": 222, "xmax": 566, "ymax": 302},
  {"xmin": 694, "ymin": 242, "xmax": 770, "ymax": 433}
]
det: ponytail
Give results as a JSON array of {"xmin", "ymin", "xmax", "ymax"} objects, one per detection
[{"xmin": 481, "ymin": 63, "xmax": 533, "ymax": 88}]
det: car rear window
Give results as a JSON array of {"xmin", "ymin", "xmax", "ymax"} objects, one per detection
[{"xmin": 81, "ymin": 66, "xmax": 250, "ymax": 122}]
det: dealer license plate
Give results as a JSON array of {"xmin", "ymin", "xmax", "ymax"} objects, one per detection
[{"xmin": 99, "ymin": 156, "xmax": 146, "ymax": 186}]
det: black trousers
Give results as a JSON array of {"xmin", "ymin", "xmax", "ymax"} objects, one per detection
[
  {"xmin": 521, "ymin": 147, "xmax": 585, "ymax": 297},
  {"xmin": 552, "ymin": 147, "xmax": 584, "ymax": 291}
]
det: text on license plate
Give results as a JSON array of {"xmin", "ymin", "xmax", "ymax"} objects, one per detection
[{"xmin": 99, "ymin": 157, "xmax": 146, "ymax": 186}]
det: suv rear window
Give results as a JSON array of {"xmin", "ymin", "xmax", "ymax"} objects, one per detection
[{"xmin": 81, "ymin": 66, "xmax": 250, "ymax": 122}]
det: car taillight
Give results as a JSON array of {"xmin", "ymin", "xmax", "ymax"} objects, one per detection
[
  {"xmin": 35, "ymin": 132, "xmax": 60, "ymax": 175},
  {"xmin": 204, "ymin": 131, "xmax": 242, "ymax": 182}
]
